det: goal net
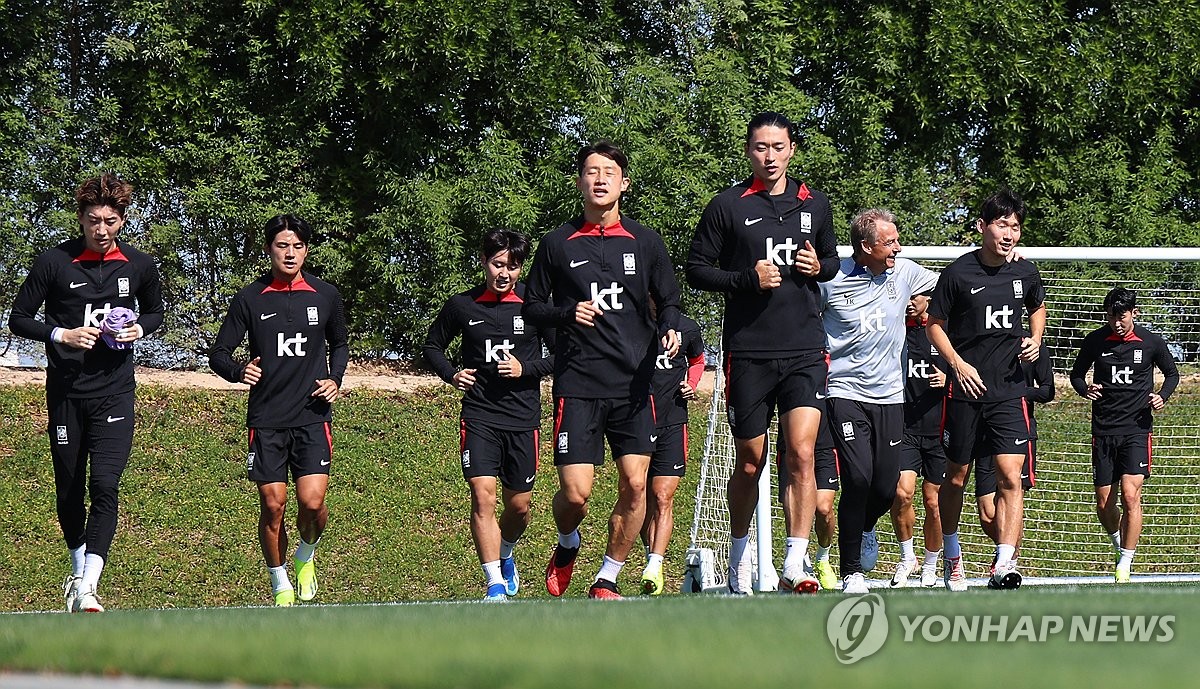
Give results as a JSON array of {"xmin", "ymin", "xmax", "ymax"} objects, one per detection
[{"xmin": 685, "ymin": 247, "xmax": 1200, "ymax": 589}]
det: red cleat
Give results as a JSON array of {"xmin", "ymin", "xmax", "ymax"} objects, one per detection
[
  {"xmin": 545, "ymin": 545, "xmax": 579, "ymax": 597},
  {"xmin": 588, "ymin": 579, "xmax": 623, "ymax": 600}
]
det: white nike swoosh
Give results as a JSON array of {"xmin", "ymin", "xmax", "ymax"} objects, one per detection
[
  {"xmin": 744, "ymin": 217, "xmax": 763, "ymax": 226},
  {"xmin": 468, "ymin": 319, "xmax": 485, "ymax": 326},
  {"xmin": 827, "ymin": 477, "xmax": 837, "ymax": 484},
  {"xmin": 260, "ymin": 313, "xmax": 277, "ymax": 320},
  {"xmin": 970, "ymin": 286, "xmax": 986, "ymax": 294},
  {"xmin": 673, "ymin": 464, "xmax": 684, "ymax": 470},
  {"xmin": 1139, "ymin": 463, "xmax": 1148, "ymax": 468},
  {"xmin": 815, "ymin": 392, "xmax": 827, "ymax": 399},
  {"xmin": 1100, "ymin": 352, "xmax": 1114, "ymax": 357},
  {"xmin": 569, "ymin": 259, "xmax": 589, "ymax": 268},
  {"xmin": 1020, "ymin": 474, "xmax": 1029, "ymax": 480},
  {"xmin": 525, "ymin": 476, "xmax": 535, "ymax": 483},
  {"xmin": 320, "ymin": 460, "xmax": 331, "ymax": 466},
  {"xmin": 1015, "ymin": 439, "xmax": 1029, "ymax": 445},
  {"xmin": 889, "ymin": 439, "xmax": 902, "ymax": 446},
  {"xmin": 69, "ymin": 282, "xmax": 87, "ymax": 289},
  {"xmin": 106, "ymin": 416, "xmax": 125, "ymax": 423},
  {"xmin": 649, "ymin": 435, "xmax": 658, "ymax": 442}
]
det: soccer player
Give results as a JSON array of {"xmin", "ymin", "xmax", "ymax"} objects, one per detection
[
  {"xmin": 210, "ymin": 215, "xmax": 348, "ymax": 606},
  {"xmin": 890, "ymin": 291, "xmax": 946, "ymax": 588},
  {"xmin": 422, "ymin": 229, "xmax": 553, "ymax": 601},
  {"xmin": 820, "ymin": 209, "xmax": 938, "ymax": 594},
  {"xmin": 524, "ymin": 141, "xmax": 681, "ymax": 600},
  {"xmin": 1069, "ymin": 287, "xmax": 1179, "ymax": 582},
  {"xmin": 926, "ymin": 189, "xmax": 1046, "ymax": 591},
  {"xmin": 975, "ymin": 339, "xmax": 1053, "ymax": 575},
  {"xmin": 639, "ymin": 313, "xmax": 705, "ymax": 595},
  {"xmin": 10, "ymin": 173, "xmax": 163, "ymax": 613},
  {"xmin": 685, "ymin": 112, "xmax": 839, "ymax": 594}
]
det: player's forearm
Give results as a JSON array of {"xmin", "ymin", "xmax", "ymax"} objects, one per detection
[{"xmin": 1028, "ymin": 305, "xmax": 1047, "ymax": 342}]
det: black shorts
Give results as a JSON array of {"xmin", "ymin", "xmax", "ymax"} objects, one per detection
[
  {"xmin": 648, "ymin": 423, "xmax": 687, "ymax": 479},
  {"xmin": 828, "ymin": 398, "xmax": 903, "ymax": 483},
  {"xmin": 899, "ymin": 434, "xmax": 946, "ymax": 485},
  {"xmin": 247, "ymin": 422, "xmax": 332, "ymax": 483},
  {"xmin": 47, "ymin": 392, "xmax": 135, "ymax": 474},
  {"xmin": 974, "ymin": 440, "xmax": 1036, "ymax": 497},
  {"xmin": 724, "ymin": 350, "xmax": 827, "ymax": 439},
  {"xmin": 460, "ymin": 419, "xmax": 539, "ymax": 491},
  {"xmin": 942, "ymin": 397, "xmax": 1031, "ymax": 466},
  {"xmin": 553, "ymin": 396, "xmax": 655, "ymax": 465},
  {"xmin": 1091, "ymin": 434, "xmax": 1151, "ymax": 487},
  {"xmin": 775, "ymin": 414, "xmax": 839, "ymax": 503}
]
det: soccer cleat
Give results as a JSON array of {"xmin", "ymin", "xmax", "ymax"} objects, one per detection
[
  {"xmin": 484, "ymin": 583, "xmax": 509, "ymax": 601},
  {"xmin": 641, "ymin": 568, "xmax": 664, "ymax": 596},
  {"xmin": 500, "ymin": 556, "xmax": 520, "ymax": 596},
  {"xmin": 860, "ymin": 530, "xmax": 879, "ymax": 573},
  {"xmin": 944, "ymin": 555, "xmax": 967, "ymax": 592},
  {"xmin": 920, "ymin": 562, "xmax": 939, "ymax": 588},
  {"xmin": 545, "ymin": 545, "xmax": 579, "ymax": 597},
  {"xmin": 891, "ymin": 557, "xmax": 918, "ymax": 588},
  {"xmin": 990, "ymin": 560, "xmax": 1022, "ymax": 590},
  {"xmin": 1115, "ymin": 562, "xmax": 1131, "ymax": 583},
  {"xmin": 274, "ymin": 589, "xmax": 296, "ymax": 607},
  {"xmin": 63, "ymin": 574, "xmax": 82, "ymax": 613},
  {"xmin": 73, "ymin": 588, "xmax": 105, "ymax": 613},
  {"xmin": 588, "ymin": 579, "xmax": 623, "ymax": 600},
  {"xmin": 726, "ymin": 556, "xmax": 753, "ymax": 595},
  {"xmin": 295, "ymin": 557, "xmax": 318, "ymax": 602},
  {"xmin": 779, "ymin": 565, "xmax": 819, "ymax": 594},
  {"xmin": 843, "ymin": 572, "xmax": 869, "ymax": 595},
  {"xmin": 814, "ymin": 559, "xmax": 838, "ymax": 591}
]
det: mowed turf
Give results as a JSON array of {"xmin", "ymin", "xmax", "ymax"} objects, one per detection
[{"xmin": 0, "ymin": 585, "xmax": 1193, "ymax": 688}]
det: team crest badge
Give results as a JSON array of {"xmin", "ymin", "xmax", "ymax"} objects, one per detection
[
  {"xmin": 841, "ymin": 422, "xmax": 855, "ymax": 441},
  {"xmin": 461, "ymin": 450, "xmax": 471, "ymax": 468},
  {"xmin": 512, "ymin": 315, "xmax": 525, "ymax": 334},
  {"xmin": 886, "ymin": 282, "xmax": 898, "ymax": 300},
  {"xmin": 801, "ymin": 212, "xmax": 812, "ymax": 232},
  {"xmin": 118, "ymin": 277, "xmax": 130, "ymax": 297},
  {"xmin": 1134, "ymin": 349, "xmax": 1143, "ymax": 364},
  {"xmin": 623, "ymin": 253, "xmax": 636, "ymax": 275},
  {"xmin": 246, "ymin": 452, "xmax": 256, "ymax": 472},
  {"xmin": 557, "ymin": 432, "xmax": 569, "ymax": 453},
  {"xmin": 56, "ymin": 425, "xmax": 69, "ymax": 445},
  {"xmin": 307, "ymin": 306, "xmax": 319, "ymax": 326},
  {"xmin": 1012, "ymin": 280, "xmax": 1023, "ymax": 298}
]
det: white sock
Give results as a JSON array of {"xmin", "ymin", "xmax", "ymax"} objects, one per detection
[
  {"xmin": 996, "ymin": 543, "xmax": 1017, "ymax": 567},
  {"xmin": 558, "ymin": 530, "xmax": 581, "ymax": 550},
  {"xmin": 924, "ymin": 549, "xmax": 942, "ymax": 567},
  {"xmin": 815, "ymin": 545, "xmax": 831, "ymax": 562},
  {"xmin": 70, "ymin": 545, "xmax": 86, "ymax": 577},
  {"xmin": 1109, "ymin": 531, "xmax": 1122, "ymax": 551},
  {"xmin": 644, "ymin": 553, "xmax": 664, "ymax": 575},
  {"xmin": 900, "ymin": 538, "xmax": 915, "ymax": 562},
  {"xmin": 500, "ymin": 538, "xmax": 518, "ymax": 560},
  {"xmin": 294, "ymin": 537, "xmax": 318, "ymax": 563},
  {"xmin": 81, "ymin": 553, "xmax": 105, "ymax": 592},
  {"xmin": 268, "ymin": 565, "xmax": 292, "ymax": 594},
  {"xmin": 943, "ymin": 532, "xmax": 961, "ymax": 559},
  {"xmin": 1118, "ymin": 548, "xmax": 1136, "ymax": 568},
  {"xmin": 729, "ymin": 535, "xmax": 750, "ymax": 566},
  {"xmin": 783, "ymin": 537, "xmax": 809, "ymax": 573},
  {"xmin": 482, "ymin": 560, "xmax": 505, "ymax": 586},
  {"xmin": 596, "ymin": 555, "xmax": 624, "ymax": 583}
]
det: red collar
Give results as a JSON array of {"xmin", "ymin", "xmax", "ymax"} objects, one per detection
[
  {"xmin": 476, "ymin": 289, "xmax": 523, "ymax": 304},
  {"xmin": 740, "ymin": 177, "xmax": 812, "ymax": 201},
  {"xmin": 73, "ymin": 245, "xmax": 129, "ymax": 263},
  {"xmin": 261, "ymin": 275, "xmax": 317, "ymax": 293},
  {"xmin": 567, "ymin": 220, "xmax": 635, "ymax": 240},
  {"xmin": 906, "ymin": 316, "xmax": 927, "ymax": 327},
  {"xmin": 1106, "ymin": 329, "xmax": 1142, "ymax": 343}
]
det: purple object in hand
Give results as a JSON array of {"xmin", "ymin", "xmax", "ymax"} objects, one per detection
[{"xmin": 100, "ymin": 307, "xmax": 138, "ymax": 350}]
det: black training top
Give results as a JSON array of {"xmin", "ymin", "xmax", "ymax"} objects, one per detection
[
  {"xmin": 928, "ymin": 251, "xmax": 1045, "ymax": 402},
  {"xmin": 686, "ymin": 176, "xmax": 839, "ymax": 356},
  {"xmin": 523, "ymin": 216, "xmax": 681, "ymax": 400},
  {"xmin": 1069, "ymin": 324, "xmax": 1179, "ymax": 435},
  {"xmin": 1021, "ymin": 346, "xmax": 1055, "ymax": 439},
  {"xmin": 209, "ymin": 272, "xmax": 349, "ymax": 428},
  {"xmin": 651, "ymin": 315, "xmax": 706, "ymax": 430},
  {"xmin": 903, "ymin": 317, "xmax": 948, "ymax": 436},
  {"xmin": 10, "ymin": 238, "xmax": 163, "ymax": 399},
  {"xmin": 423, "ymin": 283, "xmax": 553, "ymax": 430}
]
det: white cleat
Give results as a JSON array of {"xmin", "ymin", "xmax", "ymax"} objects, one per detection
[
  {"xmin": 860, "ymin": 530, "xmax": 879, "ymax": 573},
  {"xmin": 73, "ymin": 588, "xmax": 105, "ymax": 613},
  {"xmin": 944, "ymin": 555, "xmax": 967, "ymax": 592},
  {"xmin": 843, "ymin": 572, "xmax": 870, "ymax": 595},
  {"xmin": 727, "ymin": 557, "xmax": 754, "ymax": 596},
  {"xmin": 63, "ymin": 574, "xmax": 82, "ymax": 613},
  {"xmin": 920, "ymin": 562, "xmax": 939, "ymax": 588},
  {"xmin": 891, "ymin": 557, "xmax": 918, "ymax": 588}
]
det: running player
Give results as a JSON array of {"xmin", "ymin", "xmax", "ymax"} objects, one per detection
[
  {"xmin": 820, "ymin": 209, "xmax": 938, "ymax": 594},
  {"xmin": 524, "ymin": 141, "xmax": 681, "ymax": 600},
  {"xmin": 10, "ymin": 173, "xmax": 163, "ymax": 613},
  {"xmin": 639, "ymin": 313, "xmax": 705, "ymax": 595},
  {"xmin": 975, "ymin": 337, "xmax": 1052, "ymax": 580},
  {"xmin": 926, "ymin": 189, "xmax": 1046, "ymax": 591},
  {"xmin": 422, "ymin": 229, "xmax": 553, "ymax": 601},
  {"xmin": 890, "ymin": 291, "xmax": 946, "ymax": 588},
  {"xmin": 209, "ymin": 215, "xmax": 348, "ymax": 606},
  {"xmin": 685, "ymin": 112, "xmax": 839, "ymax": 594},
  {"xmin": 1069, "ymin": 287, "xmax": 1179, "ymax": 582}
]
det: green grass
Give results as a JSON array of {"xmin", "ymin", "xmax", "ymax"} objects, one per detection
[
  {"xmin": 1, "ymin": 585, "xmax": 1193, "ymax": 688},
  {"xmin": 0, "ymin": 383, "xmax": 701, "ymax": 611}
]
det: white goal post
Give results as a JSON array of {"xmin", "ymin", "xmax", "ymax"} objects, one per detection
[{"xmin": 684, "ymin": 246, "xmax": 1200, "ymax": 591}]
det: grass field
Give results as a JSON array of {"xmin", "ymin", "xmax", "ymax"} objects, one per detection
[{"xmin": 1, "ymin": 585, "xmax": 1193, "ymax": 688}]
